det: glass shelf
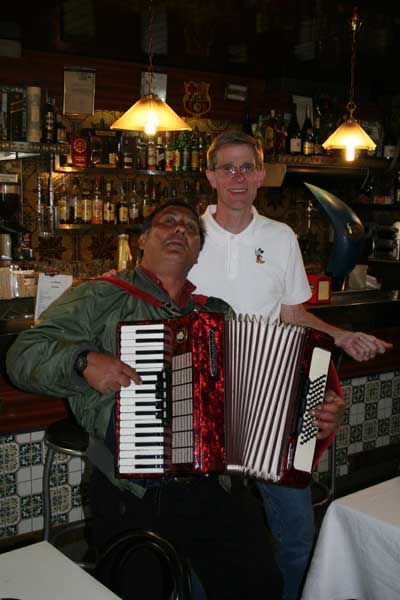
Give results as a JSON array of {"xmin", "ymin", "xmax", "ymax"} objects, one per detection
[{"xmin": 0, "ymin": 140, "xmax": 70, "ymax": 161}]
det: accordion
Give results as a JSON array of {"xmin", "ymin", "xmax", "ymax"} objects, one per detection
[{"xmin": 115, "ymin": 312, "xmax": 334, "ymax": 487}]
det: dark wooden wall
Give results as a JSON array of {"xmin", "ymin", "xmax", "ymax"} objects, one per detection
[{"xmin": 0, "ymin": 49, "xmax": 285, "ymax": 123}]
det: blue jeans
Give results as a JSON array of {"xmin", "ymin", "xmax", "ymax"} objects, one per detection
[{"xmin": 257, "ymin": 482, "xmax": 315, "ymax": 600}]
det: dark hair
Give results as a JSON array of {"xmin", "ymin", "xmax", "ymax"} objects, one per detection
[
  {"xmin": 207, "ymin": 129, "xmax": 264, "ymax": 170},
  {"xmin": 141, "ymin": 199, "xmax": 205, "ymax": 249}
]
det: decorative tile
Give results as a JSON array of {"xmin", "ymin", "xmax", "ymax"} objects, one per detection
[
  {"xmin": 1, "ymin": 442, "xmax": 19, "ymax": 474},
  {"xmin": 0, "ymin": 495, "xmax": 20, "ymax": 527},
  {"xmin": 378, "ymin": 397, "xmax": 393, "ymax": 420},
  {"xmin": 342, "ymin": 408, "xmax": 350, "ymax": 426},
  {"xmin": 51, "ymin": 484, "xmax": 72, "ymax": 516},
  {"xmin": 352, "ymin": 384, "xmax": 365, "ymax": 404},
  {"xmin": 341, "ymin": 384, "xmax": 353, "ymax": 407},
  {"xmin": 376, "ymin": 435, "xmax": 390, "ymax": 447},
  {"xmin": 380, "ymin": 380, "xmax": 393, "ymax": 399},
  {"xmin": 365, "ymin": 380, "xmax": 380, "ymax": 403},
  {"xmin": 365, "ymin": 402, "xmax": 378, "ymax": 420},
  {"xmin": 349, "ymin": 403, "xmax": 365, "ymax": 426},
  {"xmin": 363, "ymin": 441, "xmax": 376, "ymax": 451},
  {"xmin": 378, "ymin": 418, "xmax": 390, "ymax": 437},
  {"xmin": 362, "ymin": 419, "xmax": 378, "ymax": 442},
  {"xmin": 393, "ymin": 398, "xmax": 400, "ymax": 414},
  {"xmin": 20, "ymin": 441, "xmax": 43, "ymax": 466},
  {"xmin": 350, "ymin": 425, "xmax": 363, "ymax": 443},
  {"xmin": 21, "ymin": 494, "xmax": 42, "ymax": 519},
  {"xmin": 0, "ymin": 473, "xmax": 17, "ymax": 497},
  {"xmin": 348, "ymin": 441, "xmax": 363, "ymax": 455},
  {"xmin": 393, "ymin": 376, "xmax": 400, "ymax": 399},
  {"xmin": 336, "ymin": 448, "xmax": 348, "ymax": 466},
  {"xmin": 336, "ymin": 464, "xmax": 349, "ymax": 477},
  {"xmin": 0, "ymin": 525, "xmax": 17, "ymax": 537},
  {"xmin": 390, "ymin": 415, "xmax": 400, "ymax": 437},
  {"xmin": 336, "ymin": 425, "xmax": 350, "ymax": 449},
  {"xmin": 15, "ymin": 433, "xmax": 30, "ymax": 444}
]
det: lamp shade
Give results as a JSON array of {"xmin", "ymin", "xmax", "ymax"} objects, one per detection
[
  {"xmin": 110, "ymin": 93, "xmax": 191, "ymax": 136},
  {"xmin": 322, "ymin": 119, "xmax": 376, "ymax": 161}
]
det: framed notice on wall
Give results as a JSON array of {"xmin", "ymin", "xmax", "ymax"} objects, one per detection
[{"xmin": 63, "ymin": 67, "xmax": 96, "ymax": 117}]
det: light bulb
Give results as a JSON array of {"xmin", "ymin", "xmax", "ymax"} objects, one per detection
[
  {"xmin": 345, "ymin": 143, "xmax": 356, "ymax": 161},
  {"xmin": 144, "ymin": 110, "xmax": 158, "ymax": 136}
]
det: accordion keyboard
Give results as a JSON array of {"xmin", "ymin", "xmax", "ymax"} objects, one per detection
[{"xmin": 118, "ymin": 323, "xmax": 172, "ymax": 475}]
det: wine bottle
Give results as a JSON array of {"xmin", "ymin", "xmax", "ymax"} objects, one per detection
[
  {"xmin": 301, "ymin": 105, "xmax": 315, "ymax": 156},
  {"xmin": 286, "ymin": 104, "xmax": 302, "ymax": 154}
]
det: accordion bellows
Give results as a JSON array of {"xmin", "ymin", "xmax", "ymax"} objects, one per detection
[{"xmin": 116, "ymin": 313, "xmax": 333, "ymax": 487}]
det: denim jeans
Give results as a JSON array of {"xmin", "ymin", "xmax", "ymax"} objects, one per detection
[{"xmin": 257, "ymin": 482, "xmax": 315, "ymax": 600}]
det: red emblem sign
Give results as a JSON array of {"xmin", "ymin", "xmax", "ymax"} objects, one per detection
[{"xmin": 183, "ymin": 81, "xmax": 211, "ymax": 117}]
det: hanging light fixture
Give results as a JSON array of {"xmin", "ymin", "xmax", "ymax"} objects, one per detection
[
  {"xmin": 110, "ymin": 0, "xmax": 191, "ymax": 136},
  {"xmin": 322, "ymin": 7, "xmax": 376, "ymax": 161}
]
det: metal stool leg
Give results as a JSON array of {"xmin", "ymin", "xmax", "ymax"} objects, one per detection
[{"xmin": 43, "ymin": 445, "xmax": 55, "ymax": 542}]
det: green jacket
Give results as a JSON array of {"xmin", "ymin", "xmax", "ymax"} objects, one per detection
[{"xmin": 7, "ymin": 267, "xmax": 231, "ymax": 496}]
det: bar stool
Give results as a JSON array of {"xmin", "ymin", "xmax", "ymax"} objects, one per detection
[{"xmin": 42, "ymin": 418, "xmax": 89, "ymax": 542}]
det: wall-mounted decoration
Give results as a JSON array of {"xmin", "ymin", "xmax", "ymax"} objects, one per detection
[
  {"xmin": 140, "ymin": 72, "xmax": 167, "ymax": 101},
  {"xmin": 63, "ymin": 67, "xmax": 96, "ymax": 117},
  {"xmin": 183, "ymin": 81, "xmax": 211, "ymax": 117},
  {"xmin": 225, "ymin": 83, "xmax": 247, "ymax": 102}
]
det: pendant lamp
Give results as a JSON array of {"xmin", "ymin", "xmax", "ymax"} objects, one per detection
[
  {"xmin": 110, "ymin": 0, "xmax": 191, "ymax": 136},
  {"xmin": 322, "ymin": 8, "xmax": 376, "ymax": 161}
]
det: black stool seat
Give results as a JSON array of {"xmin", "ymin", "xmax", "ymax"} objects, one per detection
[{"xmin": 45, "ymin": 418, "xmax": 89, "ymax": 455}]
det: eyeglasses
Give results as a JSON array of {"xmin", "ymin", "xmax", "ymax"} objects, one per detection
[{"xmin": 214, "ymin": 163, "xmax": 258, "ymax": 177}]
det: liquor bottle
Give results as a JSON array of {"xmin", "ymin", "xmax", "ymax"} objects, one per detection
[
  {"xmin": 155, "ymin": 135, "xmax": 165, "ymax": 171},
  {"xmin": 56, "ymin": 114, "xmax": 67, "ymax": 143},
  {"xmin": 92, "ymin": 177, "xmax": 103, "ymax": 224},
  {"xmin": 136, "ymin": 133, "xmax": 147, "ymax": 169},
  {"xmin": 285, "ymin": 104, "xmax": 302, "ymax": 154},
  {"xmin": 81, "ymin": 179, "xmax": 92, "ymax": 224},
  {"xmin": 103, "ymin": 180, "xmax": 115, "ymax": 224},
  {"xmin": 117, "ymin": 182, "xmax": 129, "ymax": 224},
  {"xmin": 127, "ymin": 180, "xmax": 142, "ymax": 223},
  {"xmin": 301, "ymin": 105, "xmax": 315, "ymax": 156},
  {"xmin": 181, "ymin": 131, "xmax": 191, "ymax": 172},
  {"xmin": 117, "ymin": 234, "xmax": 132, "ymax": 271},
  {"xmin": 119, "ymin": 133, "xmax": 135, "ymax": 169},
  {"xmin": 198, "ymin": 133, "xmax": 207, "ymax": 172},
  {"xmin": 142, "ymin": 184, "xmax": 153, "ymax": 219},
  {"xmin": 165, "ymin": 131, "xmax": 174, "ymax": 172},
  {"xmin": 173, "ymin": 133, "xmax": 183, "ymax": 171},
  {"xmin": 41, "ymin": 92, "xmax": 56, "ymax": 143},
  {"xmin": 190, "ymin": 128, "xmax": 200, "ymax": 172},
  {"xmin": 146, "ymin": 136, "xmax": 156, "ymax": 171},
  {"xmin": 264, "ymin": 109, "xmax": 277, "ymax": 156},
  {"xmin": 252, "ymin": 115, "xmax": 265, "ymax": 151},
  {"xmin": 274, "ymin": 112, "xmax": 287, "ymax": 155},
  {"xmin": 57, "ymin": 177, "xmax": 69, "ymax": 224},
  {"xmin": 313, "ymin": 116, "xmax": 323, "ymax": 155},
  {"xmin": 394, "ymin": 170, "xmax": 400, "ymax": 204},
  {"xmin": 69, "ymin": 177, "xmax": 82, "ymax": 224}
]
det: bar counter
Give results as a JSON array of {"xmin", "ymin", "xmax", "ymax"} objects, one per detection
[{"xmin": 1, "ymin": 289, "xmax": 399, "ymax": 434}]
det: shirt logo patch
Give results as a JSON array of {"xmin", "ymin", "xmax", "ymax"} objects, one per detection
[{"xmin": 255, "ymin": 247, "xmax": 265, "ymax": 264}]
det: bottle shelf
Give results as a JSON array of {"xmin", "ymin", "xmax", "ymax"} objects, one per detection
[
  {"xmin": 57, "ymin": 223, "xmax": 143, "ymax": 234},
  {"xmin": 265, "ymin": 154, "xmax": 389, "ymax": 176},
  {"xmin": 0, "ymin": 140, "xmax": 70, "ymax": 161},
  {"xmin": 53, "ymin": 160, "xmax": 206, "ymax": 177}
]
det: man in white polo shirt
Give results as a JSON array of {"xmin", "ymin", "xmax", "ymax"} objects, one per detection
[{"xmin": 189, "ymin": 129, "xmax": 392, "ymax": 600}]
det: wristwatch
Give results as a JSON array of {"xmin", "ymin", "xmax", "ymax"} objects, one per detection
[{"xmin": 73, "ymin": 350, "xmax": 90, "ymax": 377}]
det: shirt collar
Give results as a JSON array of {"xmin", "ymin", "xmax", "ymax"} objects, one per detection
[
  {"xmin": 136, "ymin": 265, "xmax": 196, "ymax": 308},
  {"xmin": 203, "ymin": 204, "xmax": 260, "ymax": 243}
]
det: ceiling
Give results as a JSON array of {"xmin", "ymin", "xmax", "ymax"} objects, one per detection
[{"xmin": 2, "ymin": 1, "xmax": 400, "ymax": 101}]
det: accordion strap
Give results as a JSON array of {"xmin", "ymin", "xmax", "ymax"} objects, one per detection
[{"xmin": 95, "ymin": 275, "xmax": 208, "ymax": 310}]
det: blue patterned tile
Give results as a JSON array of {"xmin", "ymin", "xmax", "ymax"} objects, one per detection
[
  {"xmin": 19, "ymin": 441, "xmax": 43, "ymax": 467},
  {"xmin": 365, "ymin": 402, "xmax": 378, "ymax": 420},
  {"xmin": 352, "ymin": 385, "xmax": 365, "ymax": 404},
  {"xmin": 381, "ymin": 380, "xmax": 393, "ymax": 399}
]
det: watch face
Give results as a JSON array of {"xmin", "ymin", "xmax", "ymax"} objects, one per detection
[{"xmin": 75, "ymin": 352, "xmax": 88, "ymax": 376}]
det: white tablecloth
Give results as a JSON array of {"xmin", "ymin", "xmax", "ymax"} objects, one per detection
[
  {"xmin": 0, "ymin": 540, "xmax": 120, "ymax": 599},
  {"xmin": 302, "ymin": 477, "xmax": 400, "ymax": 600}
]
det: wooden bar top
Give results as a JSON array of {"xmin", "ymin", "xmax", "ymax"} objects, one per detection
[{"xmin": 0, "ymin": 374, "xmax": 68, "ymax": 434}]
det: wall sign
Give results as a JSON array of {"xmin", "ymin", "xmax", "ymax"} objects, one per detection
[{"xmin": 183, "ymin": 81, "xmax": 211, "ymax": 117}]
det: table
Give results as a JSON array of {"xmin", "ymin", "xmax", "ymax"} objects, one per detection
[
  {"xmin": 302, "ymin": 477, "xmax": 400, "ymax": 600},
  {"xmin": 0, "ymin": 541, "xmax": 120, "ymax": 599}
]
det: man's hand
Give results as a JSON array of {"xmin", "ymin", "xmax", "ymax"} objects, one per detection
[
  {"xmin": 82, "ymin": 351, "xmax": 141, "ymax": 394},
  {"xmin": 311, "ymin": 389, "xmax": 345, "ymax": 440},
  {"xmin": 334, "ymin": 331, "xmax": 393, "ymax": 362}
]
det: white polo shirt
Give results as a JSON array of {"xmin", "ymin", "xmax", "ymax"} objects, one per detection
[{"xmin": 189, "ymin": 205, "xmax": 311, "ymax": 322}]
